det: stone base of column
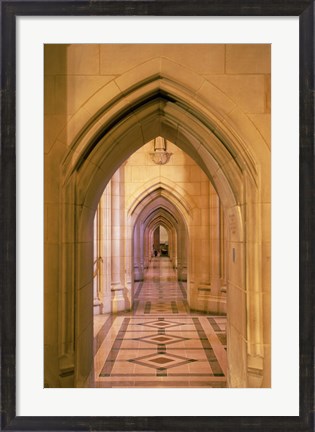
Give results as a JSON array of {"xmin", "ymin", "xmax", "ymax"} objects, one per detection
[
  {"xmin": 247, "ymin": 355, "xmax": 264, "ymax": 388},
  {"xmin": 111, "ymin": 287, "xmax": 131, "ymax": 313},
  {"xmin": 194, "ymin": 297, "xmax": 227, "ymax": 314},
  {"xmin": 201, "ymin": 296, "xmax": 227, "ymax": 314},
  {"xmin": 134, "ymin": 266, "xmax": 144, "ymax": 281},
  {"xmin": 59, "ymin": 370, "xmax": 75, "ymax": 388},
  {"xmin": 177, "ymin": 265, "xmax": 187, "ymax": 281},
  {"xmin": 93, "ymin": 299, "xmax": 103, "ymax": 315},
  {"xmin": 189, "ymin": 283, "xmax": 227, "ymax": 314},
  {"xmin": 102, "ymin": 292, "xmax": 112, "ymax": 314},
  {"xmin": 58, "ymin": 354, "xmax": 75, "ymax": 387}
]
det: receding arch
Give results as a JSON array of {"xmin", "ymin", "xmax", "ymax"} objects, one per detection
[
  {"xmin": 127, "ymin": 179, "xmax": 194, "ymax": 220},
  {"xmin": 131, "ymin": 190, "xmax": 188, "ymax": 284}
]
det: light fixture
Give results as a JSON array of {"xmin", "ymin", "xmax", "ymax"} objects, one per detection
[{"xmin": 149, "ymin": 137, "xmax": 173, "ymax": 165}]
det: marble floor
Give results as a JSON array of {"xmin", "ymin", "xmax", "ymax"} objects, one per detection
[{"xmin": 93, "ymin": 257, "xmax": 227, "ymax": 388}]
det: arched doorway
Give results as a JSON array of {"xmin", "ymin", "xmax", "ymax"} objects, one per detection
[
  {"xmin": 91, "ymin": 140, "xmax": 227, "ymax": 387},
  {"xmin": 158, "ymin": 226, "xmax": 169, "ymax": 256},
  {"xmin": 51, "ymin": 55, "xmax": 270, "ymax": 388}
]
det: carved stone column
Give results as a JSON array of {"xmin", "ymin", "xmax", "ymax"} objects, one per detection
[
  {"xmin": 101, "ymin": 183, "xmax": 112, "ymax": 313},
  {"xmin": 93, "ymin": 202, "xmax": 103, "ymax": 315},
  {"xmin": 133, "ymin": 223, "xmax": 143, "ymax": 281},
  {"xmin": 111, "ymin": 168, "xmax": 130, "ymax": 312},
  {"xmin": 209, "ymin": 185, "xmax": 221, "ymax": 296}
]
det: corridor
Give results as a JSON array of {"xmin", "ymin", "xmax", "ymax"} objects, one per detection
[
  {"xmin": 93, "ymin": 257, "xmax": 227, "ymax": 388},
  {"xmin": 44, "ymin": 44, "xmax": 271, "ymax": 388}
]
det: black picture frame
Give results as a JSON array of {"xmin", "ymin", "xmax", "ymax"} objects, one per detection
[{"xmin": 1, "ymin": 1, "xmax": 314, "ymax": 431}]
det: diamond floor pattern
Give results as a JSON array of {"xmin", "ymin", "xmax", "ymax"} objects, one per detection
[{"xmin": 93, "ymin": 257, "xmax": 227, "ymax": 387}]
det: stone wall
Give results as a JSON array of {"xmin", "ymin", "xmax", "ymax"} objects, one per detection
[{"xmin": 44, "ymin": 44, "xmax": 270, "ymax": 388}]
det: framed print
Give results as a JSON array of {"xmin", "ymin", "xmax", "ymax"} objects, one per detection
[{"xmin": 1, "ymin": 1, "xmax": 314, "ymax": 431}]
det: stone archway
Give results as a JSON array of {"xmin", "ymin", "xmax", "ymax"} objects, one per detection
[
  {"xmin": 130, "ymin": 187, "xmax": 189, "ymax": 284},
  {"xmin": 54, "ymin": 62, "xmax": 269, "ymax": 388}
]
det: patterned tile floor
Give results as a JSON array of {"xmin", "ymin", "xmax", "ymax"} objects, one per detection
[{"xmin": 93, "ymin": 257, "xmax": 227, "ymax": 388}]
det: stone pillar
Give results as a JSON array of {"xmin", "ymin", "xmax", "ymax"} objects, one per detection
[
  {"xmin": 177, "ymin": 227, "xmax": 187, "ymax": 281},
  {"xmin": 193, "ymin": 204, "xmax": 212, "ymax": 310},
  {"xmin": 143, "ymin": 226, "xmax": 150, "ymax": 269},
  {"xmin": 111, "ymin": 168, "xmax": 130, "ymax": 313},
  {"xmin": 226, "ymin": 205, "xmax": 247, "ymax": 388},
  {"xmin": 153, "ymin": 226, "xmax": 160, "ymax": 254},
  {"xmin": 93, "ymin": 203, "xmax": 103, "ymax": 315},
  {"xmin": 205, "ymin": 185, "xmax": 226, "ymax": 313},
  {"xmin": 219, "ymin": 203, "xmax": 227, "ymax": 300},
  {"xmin": 133, "ymin": 222, "xmax": 144, "ymax": 281},
  {"xmin": 139, "ymin": 223, "xmax": 144, "ymax": 274},
  {"xmin": 170, "ymin": 228, "xmax": 177, "ymax": 268},
  {"xmin": 219, "ymin": 204, "xmax": 226, "ymax": 283},
  {"xmin": 125, "ymin": 221, "xmax": 132, "ymax": 296},
  {"xmin": 101, "ymin": 183, "xmax": 112, "ymax": 314},
  {"xmin": 210, "ymin": 186, "xmax": 220, "ymax": 293},
  {"xmin": 199, "ymin": 222, "xmax": 211, "ymax": 289}
]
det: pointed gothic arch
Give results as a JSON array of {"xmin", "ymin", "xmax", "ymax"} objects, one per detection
[{"xmin": 54, "ymin": 61, "xmax": 270, "ymax": 388}]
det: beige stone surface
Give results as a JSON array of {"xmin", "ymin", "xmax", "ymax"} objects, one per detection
[
  {"xmin": 161, "ymin": 58, "xmax": 205, "ymax": 94},
  {"xmin": 67, "ymin": 44, "xmax": 100, "ymax": 75},
  {"xmin": 100, "ymin": 44, "xmax": 162, "ymax": 75},
  {"xmin": 44, "ymin": 115, "xmax": 68, "ymax": 154},
  {"xmin": 75, "ymin": 322, "xmax": 94, "ymax": 386},
  {"xmin": 226, "ymin": 44, "xmax": 271, "ymax": 74},
  {"xmin": 227, "ymin": 325, "xmax": 247, "ymax": 387},
  {"xmin": 195, "ymin": 80, "xmax": 236, "ymax": 120},
  {"xmin": 44, "ymin": 75, "xmax": 57, "ymax": 115},
  {"xmin": 56, "ymin": 75, "xmax": 116, "ymax": 115},
  {"xmin": 44, "ymin": 43, "xmax": 271, "ymax": 390},
  {"xmin": 162, "ymin": 44, "xmax": 225, "ymax": 75},
  {"xmin": 44, "ymin": 44, "xmax": 68, "ymax": 75},
  {"xmin": 248, "ymin": 114, "xmax": 271, "ymax": 148},
  {"xmin": 206, "ymin": 75, "xmax": 266, "ymax": 113},
  {"xmin": 265, "ymin": 74, "xmax": 271, "ymax": 113}
]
